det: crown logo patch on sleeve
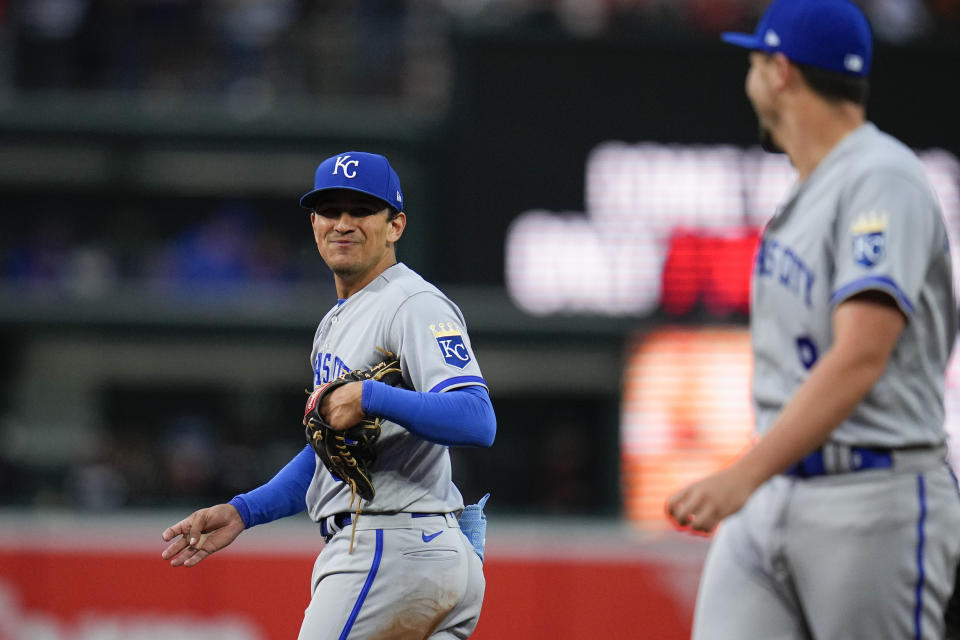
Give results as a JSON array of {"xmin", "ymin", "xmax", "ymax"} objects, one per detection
[
  {"xmin": 430, "ymin": 322, "xmax": 471, "ymax": 369},
  {"xmin": 850, "ymin": 211, "xmax": 888, "ymax": 268}
]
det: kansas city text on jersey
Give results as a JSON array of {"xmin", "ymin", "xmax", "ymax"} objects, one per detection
[
  {"xmin": 313, "ymin": 352, "xmax": 349, "ymax": 386},
  {"xmin": 755, "ymin": 237, "xmax": 815, "ymax": 307}
]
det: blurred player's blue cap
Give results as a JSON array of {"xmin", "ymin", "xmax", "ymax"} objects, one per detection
[
  {"xmin": 299, "ymin": 151, "xmax": 404, "ymax": 211},
  {"xmin": 721, "ymin": 0, "xmax": 872, "ymax": 77}
]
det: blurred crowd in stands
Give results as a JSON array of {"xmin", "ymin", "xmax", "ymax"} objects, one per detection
[
  {"xmin": 0, "ymin": 381, "xmax": 312, "ymax": 510},
  {"xmin": 2, "ymin": 0, "xmax": 958, "ymax": 103},
  {"xmin": 3, "ymin": 1, "xmax": 450, "ymax": 106},
  {"xmin": 1, "ymin": 198, "xmax": 333, "ymax": 299}
]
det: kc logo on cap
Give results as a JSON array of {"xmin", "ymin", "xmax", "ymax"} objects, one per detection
[{"xmin": 332, "ymin": 155, "xmax": 360, "ymax": 179}]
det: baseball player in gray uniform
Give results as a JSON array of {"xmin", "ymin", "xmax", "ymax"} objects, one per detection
[
  {"xmin": 161, "ymin": 151, "xmax": 496, "ymax": 639},
  {"xmin": 667, "ymin": 1, "xmax": 960, "ymax": 638}
]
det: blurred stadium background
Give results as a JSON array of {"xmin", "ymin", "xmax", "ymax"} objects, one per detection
[{"xmin": 0, "ymin": 1, "xmax": 958, "ymax": 638}]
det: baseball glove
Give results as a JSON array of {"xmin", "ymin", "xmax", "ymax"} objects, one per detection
[{"xmin": 303, "ymin": 354, "xmax": 405, "ymax": 504}]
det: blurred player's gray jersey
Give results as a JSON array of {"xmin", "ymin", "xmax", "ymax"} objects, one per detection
[
  {"xmin": 752, "ymin": 122, "xmax": 957, "ymax": 447},
  {"xmin": 305, "ymin": 263, "xmax": 487, "ymax": 520}
]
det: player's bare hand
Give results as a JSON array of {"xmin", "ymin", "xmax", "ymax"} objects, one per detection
[
  {"xmin": 161, "ymin": 503, "xmax": 244, "ymax": 567},
  {"xmin": 320, "ymin": 381, "xmax": 365, "ymax": 431},
  {"xmin": 666, "ymin": 466, "xmax": 757, "ymax": 534}
]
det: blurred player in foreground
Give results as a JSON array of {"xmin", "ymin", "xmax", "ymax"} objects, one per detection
[
  {"xmin": 161, "ymin": 151, "xmax": 496, "ymax": 639},
  {"xmin": 666, "ymin": 1, "xmax": 960, "ymax": 638}
]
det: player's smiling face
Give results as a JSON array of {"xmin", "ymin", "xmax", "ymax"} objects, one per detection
[{"xmin": 310, "ymin": 189, "xmax": 406, "ymax": 294}]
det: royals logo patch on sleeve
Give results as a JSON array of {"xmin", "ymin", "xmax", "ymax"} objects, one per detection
[
  {"xmin": 850, "ymin": 211, "xmax": 888, "ymax": 268},
  {"xmin": 430, "ymin": 322, "xmax": 472, "ymax": 369}
]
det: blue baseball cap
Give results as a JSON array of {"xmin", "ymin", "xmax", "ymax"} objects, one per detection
[
  {"xmin": 299, "ymin": 151, "xmax": 404, "ymax": 211},
  {"xmin": 722, "ymin": 0, "xmax": 872, "ymax": 77}
]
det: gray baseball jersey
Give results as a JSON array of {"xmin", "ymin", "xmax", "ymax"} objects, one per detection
[
  {"xmin": 752, "ymin": 122, "xmax": 957, "ymax": 447},
  {"xmin": 693, "ymin": 123, "xmax": 960, "ymax": 640},
  {"xmin": 305, "ymin": 262, "xmax": 487, "ymax": 520},
  {"xmin": 299, "ymin": 262, "xmax": 487, "ymax": 639}
]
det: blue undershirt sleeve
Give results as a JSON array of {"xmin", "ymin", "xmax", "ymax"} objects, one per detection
[
  {"xmin": 228, "ymin": 444, "xmax": 315, "ymax": 529},
  {"xmin": 361, "ymin": 382, "xmax": 496, "ymax": 447}
]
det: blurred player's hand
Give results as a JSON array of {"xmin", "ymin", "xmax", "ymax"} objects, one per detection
[
  {"xmin": 161, "ymin": 503, "xmax": 245, "ymax": 567},
  {"xmin": 666, "ymin": 466, "xmax": 757, "ymax": 534}
]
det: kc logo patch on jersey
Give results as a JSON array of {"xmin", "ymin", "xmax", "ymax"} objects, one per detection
[
  {"xmin": 850, "ymin": 211, "xmax": 888, "ymax": 268},
  {"xmin": 431, "ymin": 322, "xmax": 471, "ymax": 369}
]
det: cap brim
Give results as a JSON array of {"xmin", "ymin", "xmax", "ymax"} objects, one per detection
[
  {"xmin": 721, "ymin": 32, "xmax": 764, "ymax": 50},
  {"xmin": 299, "ymin": 186, "xmax": 395, "ymax": 211}
]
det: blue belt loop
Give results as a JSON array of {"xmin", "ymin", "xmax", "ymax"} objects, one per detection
[
  {"xmin": 852, "ymin": 447, "xmax": 893, "ymax": 471},
  {"xmin": 321, "ymin": 513, "xmax": 354, "ymax": 540},
  {"xmin": 786, "ymin": 446, "xmax": 893, "ymax": 478}
]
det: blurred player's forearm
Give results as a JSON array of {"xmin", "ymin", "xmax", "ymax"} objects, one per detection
[{"xmin": 735, "ymin": 296, "xmax": 905, "ymax": 487}]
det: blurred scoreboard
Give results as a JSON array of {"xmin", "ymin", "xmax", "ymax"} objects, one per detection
[
  {"xmin": 507, "ymin": 142, "xmax": 960, "ymax": 317},
  {"xmin": 621, "ymin": 327, "xmax": 753, "ymax": 527}
]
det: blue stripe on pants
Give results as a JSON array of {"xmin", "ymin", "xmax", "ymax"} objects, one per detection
[
  {"xmin": 914, "ymin": 475, "xmax": 927, "ymax": 640},
  {"xmin": 338, "ymin": 529, "xmax": 384, "ymax": 640}
]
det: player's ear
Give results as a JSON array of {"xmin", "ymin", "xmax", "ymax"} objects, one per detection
[
  {"xmin": 770, "ymin": 52, "xmax": 794, "ymax": 91},
  {"xmin": 387, "ymin": 211, "xmax": 406, "ymax": 243}
]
